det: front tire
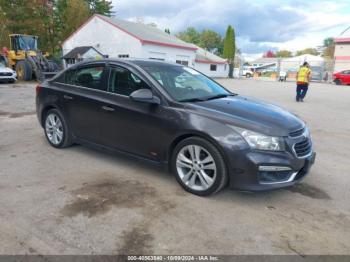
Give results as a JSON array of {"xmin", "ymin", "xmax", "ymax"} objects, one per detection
[
  {"xmin": 334, "ymin": 79, "xmax": 341, "ymax": 85},
  {"xmin": 44, "ymin": 109, "xmax": 72, "ymax": 148},
  {"xmin": 171, "ymin": 137, "xmax": 228, "ymax": 196},
  {"xmin": 16, "ymin": 60, "xmax": 32, "ymax": 81}
]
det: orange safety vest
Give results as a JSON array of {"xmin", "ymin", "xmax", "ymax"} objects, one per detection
[{"xmin": 297, "ymin": 66, "xmax": 311, "ymax": 84}]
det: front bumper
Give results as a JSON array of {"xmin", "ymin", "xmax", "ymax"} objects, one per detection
[
  {"xmin": 0, "ymin": 75, "xmax": 17, "ymax": 82},
  {"xmin": 224, "ymin": 147, "xmax": 316, "ymax": 191}
]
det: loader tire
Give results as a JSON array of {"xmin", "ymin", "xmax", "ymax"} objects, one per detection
[
  {"xmin": 16, "ymin": 60, "xmax": 32, "ymax": 81},
  {"xmin": 48, "ymin": 61, "xmax": 59, "ymax": 72}
]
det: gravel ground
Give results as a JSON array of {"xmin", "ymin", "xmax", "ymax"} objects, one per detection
[{"xmin": 0, "ymin": 79, "xmax": 349, "ymax": 255}]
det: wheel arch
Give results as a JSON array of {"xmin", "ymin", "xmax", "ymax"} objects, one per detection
[
  {"xmin": 334, "ymin": 78, "xmax": 342, "ymax": 85},
  {"xmin": 40, "ymin": 105, "xmax": 59, "ymax": 127},
  {"xmin": 167, "ymin": 131, "xmax": 231, "ymax": 178}
]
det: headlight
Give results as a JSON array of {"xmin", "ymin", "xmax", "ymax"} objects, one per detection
[{"xmin": 229, "ymin": 126, "xmax": 285, "ymax": 151}]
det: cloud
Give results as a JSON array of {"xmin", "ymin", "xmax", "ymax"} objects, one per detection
[{"xmin": 112, "ymin": 0, "xmax": 350, "ymax": 54}]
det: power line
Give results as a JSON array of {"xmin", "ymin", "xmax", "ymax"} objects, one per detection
[{"xmin": 339, "ymin": 25, "xmax": 350, "ymax": 36}]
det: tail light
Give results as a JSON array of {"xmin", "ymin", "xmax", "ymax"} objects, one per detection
[{"xmin": 36, "ymin": 85, "xmax": 42, "ymax": 95}]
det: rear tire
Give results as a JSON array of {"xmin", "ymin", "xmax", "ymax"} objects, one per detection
[
  {"xmin": 16, "ymin": 60, "xmax": 32, "ymax": 81},
  {"xmin": 171, "ymin": 137, "xmax": 228, "ymax": 196},
  {"xmin": 44, "ymin": 109, "xmax": 72, "ymax": 148}
]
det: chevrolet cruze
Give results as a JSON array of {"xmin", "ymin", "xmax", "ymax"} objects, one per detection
[{"xmin": 36, "ymin": 59, "xmax": 316, "ymax": 196}]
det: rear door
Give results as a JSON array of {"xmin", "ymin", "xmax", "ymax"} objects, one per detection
[{"xmin": 55, "ymin": 63, "xmax": 108, "ymax": 143}]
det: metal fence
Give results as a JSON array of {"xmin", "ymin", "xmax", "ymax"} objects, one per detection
[{"xmin": 237, "ymin": 58, "xmax": 342, "ymax": 83}]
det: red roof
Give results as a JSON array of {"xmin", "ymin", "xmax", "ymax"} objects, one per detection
[{"xmin": 335, "ymin": 37, "xmax": 350, "ymax": 43}]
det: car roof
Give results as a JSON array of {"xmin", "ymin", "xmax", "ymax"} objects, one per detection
[{"xmin": 71, "ymin": 58, "xmax": 183, "ymax": 68}]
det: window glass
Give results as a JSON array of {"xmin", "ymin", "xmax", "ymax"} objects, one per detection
[
  {"xmin": 108, "ymin": 66, "xmax": 150, "ymax": 96},
  {"xmin": 210, "ymin": 64, "xmax": 217, "ymax": 71},
  {"xmin": 65, "ymin": 69, "xmax": 77, "ymax": 85},
  {"xmin": 54, "ymin": 69, "xmax": 76, "ymax": 85},
  {"xmin": 142, "ymin": 65, "xmax": 229, "ymax": 102},
  {"xmin": 176, "ymin": 60, "xmax": 189, "ymax": 66},
  {"xmin": 75, "ymin": 66, "xmax": 104, "ymax": 89}
]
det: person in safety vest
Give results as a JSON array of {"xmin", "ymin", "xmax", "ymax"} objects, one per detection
[{"xmin": 296, "ymin": 62, "xmax": 311, "ymax": 102}]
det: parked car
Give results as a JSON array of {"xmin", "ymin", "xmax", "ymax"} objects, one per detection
[
  {"xmin": 333, "ymin": 70, "xmax": 350, "ymax": 85},
  {"xmin": 36, "ymin": 59, "xmax": 316, "ymax": 196},
  {"xmin": 242, "ymin": 69, "xmax": 254, "ymax": 78},
  {"xmin": 0, "ymin": 63, "xmax": 17, "ymax": 83}
]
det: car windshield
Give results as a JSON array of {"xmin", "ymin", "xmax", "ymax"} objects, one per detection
[
  {"xmin": 0, "ymin": 63, "xmax": 4, "ymax": 68},
  {"xmin": 142, "ymin": 65, "xmax": 231, "ymax": 102}
]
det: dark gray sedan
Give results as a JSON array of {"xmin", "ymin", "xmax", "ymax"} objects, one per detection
[{"xmin": 36, "ymin": 59, "xmax": 315, "ymax": 196}]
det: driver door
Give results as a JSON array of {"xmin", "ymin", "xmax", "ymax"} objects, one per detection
[{"xmin": 99, "ymin": 65, "xmax": 164, "ymax": 160}]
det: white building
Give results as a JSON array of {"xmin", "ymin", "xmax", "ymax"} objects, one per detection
[
  {"xmin": 280, "ymin": 54, "xmax": 324, "ymax": 71},
  {"xmin": 280, "ymin": 55, "xmax": 325, "ymax": 81},
  {"xmin": 194, "ymin": 47, "xmax": 229, "ymax": 77},
  {"xmin": 334, "ymin": 28, "xmax": 350, "ymax": 72},
  {"xmin": 62, "ymin": 14, "xmax": 228, "ymax": 77}
]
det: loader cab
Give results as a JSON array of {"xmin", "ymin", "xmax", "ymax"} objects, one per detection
[{"xmin": 9, "ymin": 34, "xmax": 38, "ymax": 52}]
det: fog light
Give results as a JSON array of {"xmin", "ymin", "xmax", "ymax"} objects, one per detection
[
  {"xmin": 259, "ymin": 166, "xmax": 292, "ymax": 172},
  {"xmin": 258, "ymin": 166, "xmax": 298, "ymax": 184}
]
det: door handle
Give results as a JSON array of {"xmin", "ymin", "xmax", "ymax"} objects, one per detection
[
  {"xmin": 102, "ymin": 105, "xmax": 115, "ymax": 112},
  {"xmin": 63, "ymin": 95, "xmax": 74, "ymax": 100}
]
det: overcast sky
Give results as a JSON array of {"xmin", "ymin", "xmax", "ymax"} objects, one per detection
[{"xmin": 112, "ymin": 0, "xmax": 350, "ymax": 59}]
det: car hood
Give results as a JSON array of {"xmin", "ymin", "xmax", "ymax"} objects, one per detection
[
  {"xmin": 186, "ymin": 95, "xmax": 304, "ymax": 136},
  {"xmin": 0, "ymin": 67, "xmax": 15, "ymax": 73}
]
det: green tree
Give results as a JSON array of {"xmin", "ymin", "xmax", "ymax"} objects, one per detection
[
  {"xmin": 0, "ymin": 0, "xmax": 52, "ymax": 50},
  {"xmin": 86, "ymin": 0, "xmax": 114, "ymax": 16},
  {"xmin": 323, "ymin": 37, "xmax": 335, "ymax": 58},
  {"xmin": 200, "ymin": 29, "xmax": 222, "ymax": 51},
  {"xmin": 223, "ymin": 25, "xmax": 235, "ymax": 78},
  {"xmin": 57, "ymin": 0, "xmax": 90, "ymax": 40},
  {"xmin": 323, "ymin": 37, "xmax": 334, "ymax": 47},
  {"xmin": 276, "ymin": 50, "xmax": 292, "ymax": 57},
  {"xmin": 296, "ymin": 48, "xmax": 318, "ymax": 56},
  {"xmin": 0, "ymin": 5, "xmax": 9, "ymax": 49},
  {"xmin": 177, "ymin": 27, "xmax": 223, "ymax": 53},
  {"xmin": 176, "ymin": 27, "xmax": 201, "ymax": 46},
  {"xmin": 0, "ymin": 0, "xmax": 114, "ymax": 58}
]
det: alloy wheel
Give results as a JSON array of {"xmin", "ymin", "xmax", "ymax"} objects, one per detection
[
  {"xmin": 176, "ymin": 145, "xmax": 217, "ymax": 191},
  {"xmin": 45, "ymin": 113, "xmax": 64, "ymax": 145}
]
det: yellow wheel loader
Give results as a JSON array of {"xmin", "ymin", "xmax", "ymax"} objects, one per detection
[{"xmin": 0, "ymin": 34, "xmax": 59, "ymax": 81}]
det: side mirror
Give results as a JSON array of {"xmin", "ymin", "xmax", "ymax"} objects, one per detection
[{"xmin": 129, "ymin": 89, "xmax": 160, "ymax": 105}]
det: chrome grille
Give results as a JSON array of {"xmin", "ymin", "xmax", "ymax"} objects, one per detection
[
  {"xmin": 294, "ymin": 138, "xmax": 312, "ymax": 157},
  {"xmin": 0, "ymin": 72, "xmax": 12, "ymax": 76},
  {"xmin": 289, "ymin": 128, "xmax": 305, "ymax": 137}
]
